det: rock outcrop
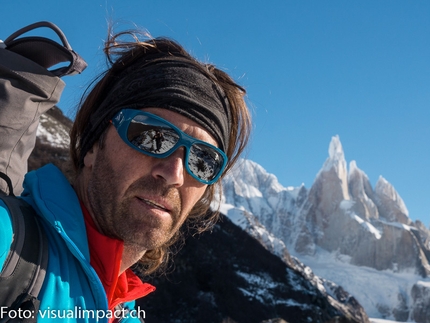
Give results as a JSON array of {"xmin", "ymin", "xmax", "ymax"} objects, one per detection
[
  {"xmin": 410, "ymin": 281, "xmax": 430, "ymax": 323},
  {"xmin": 295, "ymin": 136, "xmax": 430, "ymax": 275},
  {"xmin": 222, "ymin": 135, "xmax": 430, "ymax": 321}
]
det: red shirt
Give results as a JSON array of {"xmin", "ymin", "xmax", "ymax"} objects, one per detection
[{"xmin": 81, "ymin": 202, "xmax": 155, "ymax": 311}]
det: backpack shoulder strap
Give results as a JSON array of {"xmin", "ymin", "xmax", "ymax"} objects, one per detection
[{"xmin": 0, "ymin": 173, "xmax": 49, "ymax": 323}]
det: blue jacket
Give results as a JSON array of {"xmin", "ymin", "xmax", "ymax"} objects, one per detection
[{"xmin": 0, "ymin": 164, "xmax": 142, "ymax": 322}]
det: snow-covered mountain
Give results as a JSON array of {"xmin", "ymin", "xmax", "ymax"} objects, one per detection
[
  {"xmin": 221, "ymin": 135, "xmax": 430, "ymax": 322},
  {"xmin": 29, "ymin": 106, "xmax": 73, "ymax": 178}
]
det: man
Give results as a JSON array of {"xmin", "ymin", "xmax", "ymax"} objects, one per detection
[{"xmin": 0, "ymin": 27, "xmax": 251, "ymax": 322}]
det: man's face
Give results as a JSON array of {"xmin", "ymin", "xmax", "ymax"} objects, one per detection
[{"xmin": 83, "ymin": 107, "xmax": 217, "ymax": 251}]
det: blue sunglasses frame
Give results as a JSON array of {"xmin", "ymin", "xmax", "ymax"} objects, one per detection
[{"xmin": 111, "ymin": 109, "xmax": 228, "ymax": 185}]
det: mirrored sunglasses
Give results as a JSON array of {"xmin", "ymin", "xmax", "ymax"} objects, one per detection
[{"xmin": 111, "ymin": 109, "xmax": 228, "ymax": 185}]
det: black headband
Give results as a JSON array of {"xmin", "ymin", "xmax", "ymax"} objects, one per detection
[{"xmin": 80, "ymin": 57, "xmax": 231, "ymax": 166}]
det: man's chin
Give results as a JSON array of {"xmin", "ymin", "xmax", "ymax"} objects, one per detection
[{"xmin": 123, "ymin": 231, "xmax": 172, "ymax": 251}]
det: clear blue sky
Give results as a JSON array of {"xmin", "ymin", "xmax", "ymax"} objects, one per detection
[{"xmin": 2, "ymin": 1, "xmax": 430, "ymax": 225}]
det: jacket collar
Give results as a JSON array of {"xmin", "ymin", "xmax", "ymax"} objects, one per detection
[{"xmin": 21, "ymin": 164, "xmax": 91, "ymax": 261}]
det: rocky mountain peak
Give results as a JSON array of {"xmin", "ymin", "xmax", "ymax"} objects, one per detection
[
  {"xmin": 328, "ymin": 134, "xmax": 344, "ymax": 159},
  {"xmin": 322, "ymin": 135, "xmax": 346, "ymax": 170},
  {"xmin": 298, "ymin": 138, "xmax": 429, "ymax": 278},
  {"xmin": 375, "ymin": 175, "xmax": 410, "ymax": 224},
  {"xmin": 302, "ymin": 136, "xmax": 350, "ymax": 240},
  {"xmin": 316, "ymin": 135, "xmax": 350, "ymax": 202},
  {"xmin": 219, "ymin": 134, "xmax": 430, "ymax": 321}
]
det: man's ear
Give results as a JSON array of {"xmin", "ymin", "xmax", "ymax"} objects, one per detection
[{"xmin": 83, "ymin": 144, "xmax": 98, "ymax": 169}]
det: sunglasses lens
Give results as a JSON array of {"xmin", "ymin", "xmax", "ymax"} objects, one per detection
[
  {"xmin": 120, "ymin": 112, "xmax": 225, "ymax": 183},
  {"xmin": 188, "ymin": 144, "xmax": 224, "ymax": 182},
  {"xmin": 127, "ymin": 118, "xmax": 179, "ymax": 154}
]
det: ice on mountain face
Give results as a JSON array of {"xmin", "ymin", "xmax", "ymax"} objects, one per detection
[
  {"xmin": 316, "ymin": 135, "xmax": 350, "ymax": 201},
  {"xmin": 375, "ymin": 176, "xmax": 410, "ymax": 224},
  {"xmin": 298, "ymin": 249, "xmax": 424, "ymax": 321},
  {"xmin": 340, "ymin": 201, "xmax": 382, "ymax": 239},
  {"xmin": 348, "ymin": 160, "xmax": 373, "ymax": 199},
  {"xmin": 236, "ymin": 271, "xmax": 297, "ymax": 307},
  {"xmin": 340, "ymin": 200, "xmax": 355, "ymax": 210},
  {"xmin": 221, "ymin": 158, "xmax": 305, "ymax": 252},
  {"xmin": 286, "ymin": 184, "xmax": 305, "ymax": 200},
  {"xmin": 413, "ymin": 220, "xmax": 430, "ymax": 250},
  {"xmin": 375, "ymin": 177, "xmax": 408, "ymax": 214},
  {"xmin": 348, "ymin": 161, "xmax": 379, "ymax": 220},
  {"xmin": 37, "ymin": 114, "xmax": 70, "ymax": 148},
  {"xmin": 235, "ymin": 271, "xmax": 280, "ymax": 304},
  {"xmin": 328, "ymin": 135, "xmax": 344, "ymax": 161},
  {"xmin": 219, "ymin": 204, "xmax": 248, "ymax": 229},
  {"xmin": 219, "ymin": 202, "xmax": 295, "ymax": 266},
  {"xmin": 351, "ymin": 215, "xmax": 382, "ymax": 240},
  {"xmin": 222, "ymin": 160, "xmax": 276, "ymax": 218},
  {"xmin": 322, "ymin": 135, "xmax": 347, "ymax": 170},
  {"xmin": 227, "ymin": 159, "xmax": 285, "ymax": 194}
]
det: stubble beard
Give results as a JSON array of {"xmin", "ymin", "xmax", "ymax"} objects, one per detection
[{"xmin": 86, "ymin": 152, "xmax": 183, "ymax": 251}]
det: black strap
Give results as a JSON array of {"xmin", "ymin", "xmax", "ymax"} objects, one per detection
[
  {"xmin": 4, "ymin": 21, "xmax": 87, "ymax": 77},
  {"xmin": 0, "ymin": 174, "xmax": 49, "ymax": 323},
  {"xmin": 0, "ymin": 172, "xmax": 15, "ymax": 196}
]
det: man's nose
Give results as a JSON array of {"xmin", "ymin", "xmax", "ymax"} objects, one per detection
[{"xmin": 151, "ymin": 148, "xmax": 185, "ymax": 187}]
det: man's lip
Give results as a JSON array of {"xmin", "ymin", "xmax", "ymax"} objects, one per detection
[{"xmin": 136, "ymin": 196, "xmax": 172, "ymax": 212}]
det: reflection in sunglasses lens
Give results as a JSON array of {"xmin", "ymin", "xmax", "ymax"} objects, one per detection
[
  {"xmin": 189, "ymin": 144, "xmax": 222, "ymax": 181},
  {"xmin": 129, "ymin": 123, "xmax": 179, "ymax": 154},
  {"xmin": 126, "ymin": 115, "xmax": 223, "ymax": 182}
]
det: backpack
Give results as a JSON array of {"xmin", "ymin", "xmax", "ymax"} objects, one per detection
[
  {"xmin": 0, "ymin": 172, "xmax": 48, "ymax": 323},
  {"xmin": 0, "ymin": 21, "xmax": 87, "ymax": 196},
  {"xmin": 0, "ymin": 21, "xmax": 86, "ymax": 322}
]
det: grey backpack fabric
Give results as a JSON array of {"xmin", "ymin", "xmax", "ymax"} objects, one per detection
[
  {"xmin": 0, "ymin": 21, "xmax": 87, "ymax": 195},
  {"xmin": 0, "ymin": 48, "xmax": 64, "ymax": 195}
]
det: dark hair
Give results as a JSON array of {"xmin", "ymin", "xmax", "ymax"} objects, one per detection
[{"xmin": 70, "ymin": 30, "xmax": 252, "ymax": 274}]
